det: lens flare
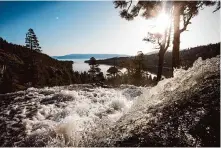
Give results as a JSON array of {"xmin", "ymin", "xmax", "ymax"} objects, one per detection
[{"xmin": 154, "ymin": 12, "xmax": 170, "ymax": 33}]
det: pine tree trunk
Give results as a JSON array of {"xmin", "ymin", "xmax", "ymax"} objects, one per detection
[
  {"xmin": 172, "ymin": 4, "xmax": 181, "ymax": 70},
  {"xmin": 157, "ymin": 50, "xmax": 165, "ymax": 82},
  {"xmin": 31, "ymin": 41, "xmax": 33, "ymax": 50}
]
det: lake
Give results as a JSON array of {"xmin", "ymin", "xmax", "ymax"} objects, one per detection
[
  {"xmin": 57, "ymin": 58, "xmax": 157, "ymax": 78},
  {"xmin": 58, "ymin": 58, "xmax": 126, "ymax": 75}
]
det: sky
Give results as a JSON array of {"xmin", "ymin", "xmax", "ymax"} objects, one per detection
[{"xmin": 0, "ymin": 1, "xmax": 220, "ymax": 56}]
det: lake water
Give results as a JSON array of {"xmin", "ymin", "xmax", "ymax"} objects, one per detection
[
  {"xmin": 58, "ymin": 58, "xmax": 157, "ymax": 78},
  {"xmin": 59, "ymin": 59, "xmax": 126, "ymax": 75}
]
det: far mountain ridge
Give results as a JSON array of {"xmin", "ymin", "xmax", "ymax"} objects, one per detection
[{"xmin": 53, "ymin": 54, "xmax": 129, "ymax": 60}]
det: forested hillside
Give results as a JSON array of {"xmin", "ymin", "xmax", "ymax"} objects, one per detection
[
  {"xmin": 0, "ymin": 38, "xmax": 74, "ymax": 93},
  {"xmin": 89, "ymin": 43, "xmax": 220, "ymax": 78}
]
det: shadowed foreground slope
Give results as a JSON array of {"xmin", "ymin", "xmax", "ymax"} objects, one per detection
[
  {"xmin": 83, "ymin": 56, "xmax": 220, "ymax": 147},
  {"xmin": 107, "ymin": 56, "xmax": 220, "ymax": 147},
  {"xmin": 0, "ymin": 56, "xmax": 219, "ymax": 147}
]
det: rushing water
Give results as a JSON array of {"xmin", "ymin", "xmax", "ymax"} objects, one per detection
[{"xmin": 0, "ymin": 56, "xmax": 219, "ymax": 146}]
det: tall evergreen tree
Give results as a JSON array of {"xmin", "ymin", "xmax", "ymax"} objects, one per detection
[
  {"xmin": 88, "ymin": 57, "xmax": 104, "ymax": 83},
  {"xmin": 113, "ymin": 0, "xmax": 219, "ymax": 70},
  {"xmin": 134, "ymin": 51, "xmax": 145, "ymax": 74},
  {"xmin": 25, "ymin": 28, "xmax": 41, "ymax": 52},
  {"xmin": 132, "ymin": 51, "xmax": 145, "ymax": 85},
  {"xmin": 171, "ymin": 1, "xmax": 219, "ymax": 69},
  {"xmin": 144, "ymin": 11, "xmax": 172, "ymax": 82}
]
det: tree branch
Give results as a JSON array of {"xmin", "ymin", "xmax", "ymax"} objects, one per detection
[
  {"xmin": 157, "ymin": 38, "xmax": 161, "ymax": 47},
  {"xmin": 213, "ymin": 1, "xmax": 220, "ymax": 12},
  {"xmin": 127, "ymin": 0, "xmax": 133, "ymax": 11},
  {"xmin": 180, "ymin": 13, "xmax": 193, "ymax": 33}
]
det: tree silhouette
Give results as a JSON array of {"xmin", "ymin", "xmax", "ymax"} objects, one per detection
[
  {"xmin": 171, "ymin": 1, "xmax": 219, "ymax": 69},
  {"xmin": 88, "ymin": 57, "xmax": 104, "ymax": 83},
  {"xmin": 106, "ymin": 58, "xmax": 121, "ymax": 78},
  {"xmin": 143, "ymin": 10, "xmax": 172, "ymax": 82},
  {"xmin": 25, "ymin": 28, "xmax": 41, "ymax": 52},
  {"xmin": 132, "ymin": 51, "xmax": 146, "ymax": 85},
  {"xmin": 107, "ymin": 66, "xmax": 120, "ymax": 78},
  {"xmin": 113, "ymin": 0, "xmax": 220, "ymax": 70}
]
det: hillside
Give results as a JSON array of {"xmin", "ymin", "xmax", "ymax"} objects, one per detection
[
  {"xmin": 0, "ymin": 38, "xmax": 75, "ymax": 93},
  {"xmin": 88, "ymin": 43, "xmax": 220, "ymax": 78}
]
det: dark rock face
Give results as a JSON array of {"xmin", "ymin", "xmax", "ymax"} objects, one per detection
[{"xmin": 0, "ymin": 38, "xmax": 74, "ymax": 93}]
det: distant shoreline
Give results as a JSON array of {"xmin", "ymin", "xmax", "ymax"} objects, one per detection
[{"xmin": 53, "ymin": 54, "xmax": 129, "ymax": 60}]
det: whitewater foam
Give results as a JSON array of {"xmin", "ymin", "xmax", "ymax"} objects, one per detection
[
  {"xmin": 0, "ymin": 56, "xmax": 219, "ymax": 147},
  {"xmin": 0, "ymin": 84, "xmax": 144, "ymax": 146},
  {"xmin": 107, "ymin": 56, "xmax": 220, "ymax": 146}
]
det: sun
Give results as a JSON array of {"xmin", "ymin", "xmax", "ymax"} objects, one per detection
[{"xmin": 154, "ymin": 13, "xmax": 170, "ymax": 33}]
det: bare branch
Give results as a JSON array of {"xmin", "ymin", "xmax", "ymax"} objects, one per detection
[
  {"xmin": 213, "ymin": 1, "xmax": 220, "ymax": 12},
  {"xmin": 127, "ymin": 0, "xmax": 133, "ymax": 12},
  {"xmin": 180, "ymin": 13, "xmax": 193, "ymax": 33}
]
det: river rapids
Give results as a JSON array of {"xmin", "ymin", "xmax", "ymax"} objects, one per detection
[{"xmin": 0, "ymin": 56, "xmax": 220, "ymax": 147}]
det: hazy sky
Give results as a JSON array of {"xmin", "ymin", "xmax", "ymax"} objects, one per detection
[{"xmin": 0, "ymin": 1, "xmax": 220, "ymax": 56}]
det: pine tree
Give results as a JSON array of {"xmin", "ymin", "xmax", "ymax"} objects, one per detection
[
  {"xmin": 107, "ymin": 66, "xmax": 120, "ymax": 78},
  {"xmin": 113, "ymin": 0, "xmax": 220, "ymax": 70},
  {"xmin": 107, "ymin": 59, "xmax": 121, "ymax": 78},
  {"xmin": 132, "ymin": 51, "xmax": 145, "ymax": 85},
  {"xmin": 143, "ymin": 17, "xmax": 172, "ymax": 82},
  {"xmin": 25, "ymin": 28, "xmax": 41, "ymax": 52},
  {"xmin": 88, "ymin": 57, "xmax": 103, "ymax": 83}
]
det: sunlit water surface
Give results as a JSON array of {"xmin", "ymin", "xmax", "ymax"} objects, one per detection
[{"xmin": 0, "ymin": 56, "xmax": 219, "ymax": 146}]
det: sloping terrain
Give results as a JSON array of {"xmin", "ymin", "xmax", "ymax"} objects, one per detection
[
  {"xmin": 0, "ymin": 56, "xmax": 219, "ymax": 147},
  {"xmin": 108, "ymin": 56, "xmax": 220, "ymax": 147},
  {"xmin": 93, "ymin": 43, "xmax": 220, "ymax": 78},
  {"xmin": 82, "ymin": 56, "xmax": 220, "ymax": 147},
  {"xmin": 0, "ymin": 38, "xmax": 74, "ymax": 93}
]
